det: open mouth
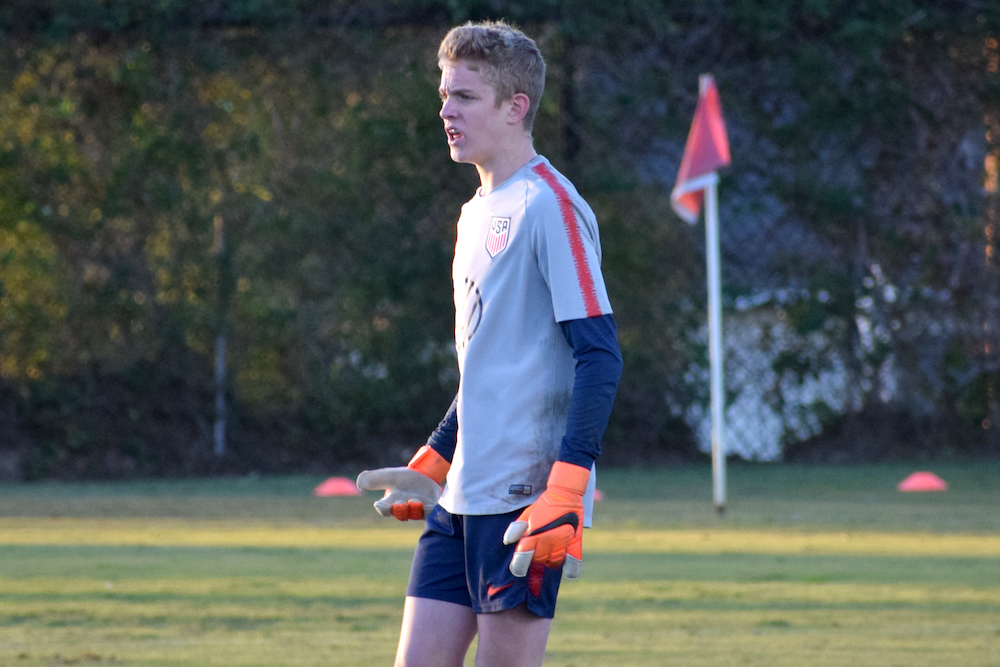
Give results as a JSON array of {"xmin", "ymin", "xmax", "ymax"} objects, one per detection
[{"xmin": 446, "ymin": 127, "xmax": 463, "ymax": 144}]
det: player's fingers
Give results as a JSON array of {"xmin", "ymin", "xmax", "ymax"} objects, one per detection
[
  {"xmin": 389, "ymin": 500, "xmax": 425, "ymax": 521},
  {"xmin": 562, "ymin": 522, "xmax": 583, "ymax": 577},
  {"xmin": 563, "ymin": 554, "xmax": 583, "ymax": 579},
  {"xmin": 567, "ymin": 526, "xmax": 583, "ymax": 560},
  {"xmin": 357, "ymin": 468, "xmax": 442, "ymax": 501},
  {"xmin": 406, "ymin": 500, "xmax": 425, "ymax": 520},
  {"xmin": 372, "ymin": 494, "xmax": 395, "ymax": 517},
  {"xmin": 390, "ymin": 503, "xmax": 408, "ymax": 521},
  {"xmin": 509, "ymin": 547, "xmax": 534, "ymax": 577},
  {"xmin": 502, "ymin": 519, "xmax": 528, "ymax": 545},
  {"xmin": 372, "ymin": 485, "xmax": 439, "ymax": 519},
  {"xmin": 356, "ymin": 467, "xmax": 400, "ymax": 492},
  {"xmin": 374, "ymin": 490, "xmax": 410, "ymax": 517},
  {"xmin": 553, "ymin": 540, "xmax": 569, "ymax": 565},
  {"xmin": 534, "ymin": 528, "xmax": 573, "ymax": 568}
]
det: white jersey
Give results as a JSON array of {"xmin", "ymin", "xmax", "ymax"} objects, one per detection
[{"xmin": 439, "ymin": 155, "xmax": 613, "ymax": 516}]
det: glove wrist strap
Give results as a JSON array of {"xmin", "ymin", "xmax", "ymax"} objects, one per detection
[
  {"xmin": 408, "ymin": 445, "xmax": 451, "ymax": 485},
  {"xmin": 547, "ymin": 461, "xmax": 591, "ymax": 496}
]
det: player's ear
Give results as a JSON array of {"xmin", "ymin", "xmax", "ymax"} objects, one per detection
[{"xmin": 507, "ymin": 92, "xmax": 531, "ymax": 126}]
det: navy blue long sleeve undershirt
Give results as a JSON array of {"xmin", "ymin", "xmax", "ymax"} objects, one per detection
[
  {"xmin": 424, "ymin": 314, "xmax": 623, "ymax": 470},
  {"xmin": 424, "ymin": 395, "xmax": 458, "ymax": 459},
  {"xmin": 557, "ymin": 313, "xmax": 623, "ymax": 468}
]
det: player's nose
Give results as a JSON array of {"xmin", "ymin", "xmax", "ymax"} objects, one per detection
[{"xmin": 440, "ymin": 98, "xmax": 457, "ymax": 120}]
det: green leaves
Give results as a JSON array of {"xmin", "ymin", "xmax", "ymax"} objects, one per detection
[{"xmin": 2, "ymin": 2, "xmax": 1000, "ymax": 477}]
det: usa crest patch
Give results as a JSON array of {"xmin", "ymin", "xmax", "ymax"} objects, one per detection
[{"xmin": 486, "ymin": 216, "xmax": 510, "ymax": 258}]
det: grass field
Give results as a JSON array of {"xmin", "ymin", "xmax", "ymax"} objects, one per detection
[{"xmin": 1, "ymin": 462, "xmax": 999, "ymax": 666}]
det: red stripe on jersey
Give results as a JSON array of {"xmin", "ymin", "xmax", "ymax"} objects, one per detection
[{"xmin": 531, "ymin": 163, "xmax": 602, "ymax": 318}]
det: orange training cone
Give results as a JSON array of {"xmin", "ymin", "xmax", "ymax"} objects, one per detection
[
  {"xmin": 314, "ymin": 476, "xmax": 362, "ymax": 497},
  {"xmin": 897, "ymin": 471, "xmax": 948, "ymax": 492}
]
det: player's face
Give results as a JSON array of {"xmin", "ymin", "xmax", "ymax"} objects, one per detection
[{"xmin": 439, "ymin": 60, "xmax": 510, "ymax": 170}]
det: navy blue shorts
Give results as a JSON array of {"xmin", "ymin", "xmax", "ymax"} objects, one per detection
[{"xmin": 406, "ymin": 505, "xmax": 564, "ymax": 618}]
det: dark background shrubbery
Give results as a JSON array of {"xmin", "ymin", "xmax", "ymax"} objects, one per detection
[{"xmin": 1, "ymin": 1, "xmax": 999, "ymax": 480}]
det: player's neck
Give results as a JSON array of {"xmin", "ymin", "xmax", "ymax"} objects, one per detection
[{"xmin": 476, "ymin": 139, "xmax": 537, "ymax": 196}]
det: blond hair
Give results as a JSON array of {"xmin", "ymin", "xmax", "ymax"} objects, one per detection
[{"xmin": 438, "ymin": 20, "xmax": 546, "ymax": 131}]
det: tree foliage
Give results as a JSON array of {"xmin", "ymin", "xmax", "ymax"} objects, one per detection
[{"xmin": 1, "ymin": 1, "xmax": 999, "ymax": 479}]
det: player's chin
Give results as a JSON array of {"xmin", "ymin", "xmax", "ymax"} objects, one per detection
[{"xmin": 448, "ymin": 145, "xmax": 474, "ymax": 164}]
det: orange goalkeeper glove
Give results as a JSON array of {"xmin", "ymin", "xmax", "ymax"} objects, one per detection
[
  {"xmin": 355, "ymin": 445, "xmax": 450, "ymax": 521},
  {"xmin": 502, "ymin": 461, "xmax": 590, "ymax": 580}
]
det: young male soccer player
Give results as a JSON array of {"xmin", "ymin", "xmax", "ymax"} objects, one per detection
[{"xmin": 357, "ymin": 20, "xmax": 622, "ymax": 667}]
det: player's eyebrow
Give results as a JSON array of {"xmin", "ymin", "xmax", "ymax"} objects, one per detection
[{"xmin": 439, "ymin": 84, "xmax": 476, "ymax": 99}]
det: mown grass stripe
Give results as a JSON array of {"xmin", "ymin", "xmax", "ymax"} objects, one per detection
[{"xmin": 2, "ymin": 518, "xmax": 998, "ymax": 557}]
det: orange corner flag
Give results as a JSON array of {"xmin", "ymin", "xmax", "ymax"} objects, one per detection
[{"xmin": 671, "ymin": 74, "xmax": 731, "ymax": 224}]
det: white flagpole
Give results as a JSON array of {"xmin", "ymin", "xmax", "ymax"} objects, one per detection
[{"xmin": 703, "ymin": 172, "xmax": 727, "ymax": 514}]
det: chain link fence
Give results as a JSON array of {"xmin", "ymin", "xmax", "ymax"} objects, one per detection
[{"xmin": 669, "ymin": 110, "xmax": 1000, "ymax": 463}]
